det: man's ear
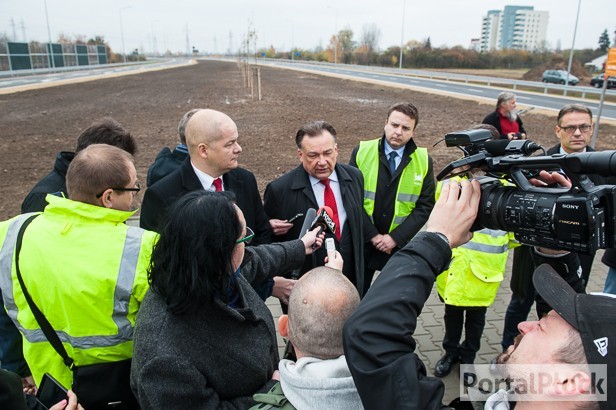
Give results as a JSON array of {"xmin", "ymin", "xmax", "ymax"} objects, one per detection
[
  {"xmin": 99, "ymin": 189, "xmax": 114, "ymax": 209},
  {"xmin": 278, "ymin": 314, "xmax": 289, "ymax": 338},
  {"xmin": 547, "ymin": 370, "xmax": 592, "ymax": 397},
  {"xmin": 197, "ymin": 143, "xmax": 208, "ymax": 159}
]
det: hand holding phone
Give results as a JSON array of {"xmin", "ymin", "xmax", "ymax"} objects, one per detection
[
  {"xmin": 36, "ymin": 373, "xmax": 68, "ymax": 410},
  {"xmin": 287, "ymin": 213, "xmax": 304, "ymax": 224},
  {"xmin": 325, "ymin": 238, "xmax": 336, "ymax": 260}
]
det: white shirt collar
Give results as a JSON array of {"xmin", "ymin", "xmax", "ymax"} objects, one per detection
[
  {"xmin": 309, "ymin": 169, "xmax": 339, "ymax": 187},
  {"xmin": 191, "ymin": 161, "xmax": 221, "ymax": 191},
  {"xmin": 559, "ymin": 145, "xmax": 587, "ymax": 154}
]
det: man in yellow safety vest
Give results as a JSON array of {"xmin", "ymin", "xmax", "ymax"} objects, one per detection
[{"xmin": 350, "ymin": 102, "xmax": 435, "ymax": 294}]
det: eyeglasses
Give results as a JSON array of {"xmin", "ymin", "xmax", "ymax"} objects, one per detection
[
  {"xmin": 96, "ymin": 182, "xmax": 141, "ymax": 198},
  {"xmin": 558, "ymin": 124, "xmax": 592, "ymax": 135},
  {"xmin": 236, "ymin": 226, "xmax": 254, "ymax": 245}
]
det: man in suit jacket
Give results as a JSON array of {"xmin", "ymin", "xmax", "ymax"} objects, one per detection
[
  {"xmin": 350, "ymin": 102, "xmax": 435, "ymax": 294},
  {"xmin": 139, "ymin": 109, "xmax": 277, "ymax": 298},
  {"xmin": 264, "ymin": 121, "xmax": 365, "ymax": 295},
  {"xmin": 547, "ymin": 103, "xmax": 603, "ymax": 287},
  {"xmin": 140, "ymin": 109, "xmax": 270, "ymax": 242}
]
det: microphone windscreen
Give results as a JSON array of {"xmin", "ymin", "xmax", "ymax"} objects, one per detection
[
  {"xmin": 322, "ymin": 205, "xmax": 334, "ymax": 216},
  {"xmin": 300, "ymin": 208, "xmax": 317, "ymax": 237}
]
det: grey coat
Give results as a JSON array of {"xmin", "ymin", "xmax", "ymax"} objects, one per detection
[{"xmin": 130, "ymin": 240, "xmax": 306, "ymax": 409}]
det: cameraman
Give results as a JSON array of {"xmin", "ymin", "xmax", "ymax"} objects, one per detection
[{"xmin": 343, "ymin": 175, "xmax": 613, "ymax": 409}]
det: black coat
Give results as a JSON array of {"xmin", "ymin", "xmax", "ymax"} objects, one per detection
[
  {"xmin": 21, "ymin": 151, "xmax": 74, "ymax": 213},
  {"xmin": 131, "ymin": 240, "xmax": 306, "ymax": 409},
  {"xmin": 139, "ymin": 158, "xmax": 271, "ymax": 245},
  {"xmin": 350, "ymin": 137, "xmax": 435, "ymax": 270},
  {"xmin": 482, "ymin": 110, "xmax": 526, "ymax": 139},
  {"xmin": 263, "ymin": 164, "xmax": 365, "ymax": 293},
  {"xmin": 343, "ymin": 232, "xmax": 450, "ymax": 409},
  {"xmin": 146, "ymin": 146, "xmax": 188, "ymax": 187}
]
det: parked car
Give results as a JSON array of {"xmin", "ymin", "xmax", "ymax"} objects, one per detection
[
  {"xmin": 590, "ymin": 73, "xmax": 616, "ymax": 89},
  {"xmin": 542, "ymin": 70, "xmax": 579, "ymax": 85}
]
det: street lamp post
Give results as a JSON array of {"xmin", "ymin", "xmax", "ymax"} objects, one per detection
[
  {"xmin": 327, "ymin": 6, "xmax": 338, "ymax": 64},
  {"xmin": 43, "ymin": 0, "xmax": 55, "ymax": 70},
  {"xmin": 119, "ymin": 6, "xmax": 132, "ymax": 64},
  {"xmin": 564, "ymin": 0, "xmax": 581, "ymax": 97},
  {"xmin": 399, "ymin": 0, "xmax": 406, "ymax": 69}
]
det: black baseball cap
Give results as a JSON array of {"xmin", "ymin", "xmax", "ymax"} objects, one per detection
[{"xmin": 533, "ymin": 263, "xmax": 615, "ymax": 410}]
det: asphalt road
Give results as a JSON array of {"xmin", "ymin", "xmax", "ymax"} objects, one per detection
[{"xmin": 265, "ymin": 61, "xmax": 616, "ymax": 121}]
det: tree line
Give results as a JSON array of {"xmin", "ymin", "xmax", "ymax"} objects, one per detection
[{"xmin": 255, "ymin": 27, "xmax": 613, "ymax": 72}]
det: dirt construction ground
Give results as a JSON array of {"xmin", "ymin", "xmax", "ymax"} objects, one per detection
[{"xmin": 1, "ymin": 59, "xmax": 615, "ymax": 221}]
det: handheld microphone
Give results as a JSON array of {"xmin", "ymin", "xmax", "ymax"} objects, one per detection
[
  {"xmin": 309, "ymin": 206, "xmax": 337, "ymax": 237},
  {"xmin": 290, "ymin": 208, "xmax": 316, "ymax": 279},
  {"xmin": 483, "ymin": 139, "xmax": 542, "ymax": 156},
  {"xmin": 298, "ymin": 208, "xmax": 317, "ymax": 237}
]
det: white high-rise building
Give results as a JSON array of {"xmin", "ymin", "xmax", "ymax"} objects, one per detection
[{"xmin": 480, "ymin": 6, "xmax": 549, "ymax": 52}]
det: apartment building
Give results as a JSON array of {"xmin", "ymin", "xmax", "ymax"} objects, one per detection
[{"xmin": 480, "ymin": 5, "xmax": 549, "ymax": 51}]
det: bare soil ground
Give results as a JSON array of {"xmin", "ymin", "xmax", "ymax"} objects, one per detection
[{"xmin": 1, "ymin": 59, "xmax": 615, "ymax": 221}]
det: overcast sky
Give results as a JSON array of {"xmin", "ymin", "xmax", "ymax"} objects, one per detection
[{"xmin": 2, "ymin": 0, "xmax": 614, "ymax": 55}]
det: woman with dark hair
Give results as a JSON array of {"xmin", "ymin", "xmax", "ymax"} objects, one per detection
[{"xmin": 130, "ymin": 190, "xmax": 322, "ymax": 409}]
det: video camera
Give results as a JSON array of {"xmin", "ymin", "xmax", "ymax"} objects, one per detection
[{"xmin": 437, "ymin": 128, "xmax": 616, "ymax": 253}]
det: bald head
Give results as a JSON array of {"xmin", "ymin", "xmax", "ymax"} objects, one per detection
[
  {"xmin": 287, "ymin": 267, "xmax": 360, "ymax": 359},
  {"xmin": 185, "ymin": 109, "xmax": 237, "ymax": 149},
  {"xmin": 184, "ymin": 109, "xmax": 241, "ymax": 177}
]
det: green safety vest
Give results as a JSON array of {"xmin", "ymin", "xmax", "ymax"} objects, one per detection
[
  {"xmin": 355, "ymin": 138, "xmax": 429, "ymax": 231},
  {"xmin": 0, "ymin": 195, "xmax": 157, "ymax": 388},
  {"xmin": 435, "ymin": 178, "xmax": 516, "ymax": 306}
]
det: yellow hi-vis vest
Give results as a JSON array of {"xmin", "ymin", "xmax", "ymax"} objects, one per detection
[
  {"xmin": 434, "ymin": 178, "xmax": 517, "ymax": 306},
  {"xmin": 0, "ymin": 195, "xmax": 157, "ymax": 388},
  {"xmin": 355, "ymin": 138, "xmax": 429, "ymax": 232}
]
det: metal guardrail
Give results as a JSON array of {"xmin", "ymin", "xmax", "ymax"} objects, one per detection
[
  {"xmin": 255, "ymin": 58, "xmax": 616, "ymax": 99},
  {"xmin": 0, "ymin": 59, "xmax": 161, "ymax": 79}
]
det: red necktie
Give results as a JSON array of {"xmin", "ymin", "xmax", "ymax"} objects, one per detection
[
  {"xmin": 213, "ymin": 177, "xmax": 223, "ymax": 192},
  {"xmin": 320, "ymin": 178, "xmax": 341, "ymax": 240}
]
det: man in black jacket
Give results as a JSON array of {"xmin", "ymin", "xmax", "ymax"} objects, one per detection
[
  {"xmin": 264, "ymin": 120, "xmax": 365, "ymax": 296},
  {"xmin": 145, "ymin": 109, "xmax": 198, "ymax": 187},
  {"xmin": 140, "ymin": 109, "xmax": 271, "ymax": 243},
  {"xmin": 21, "ymin": 117, "xmax": 136, "ymax": 213},
  {"xmin": 139, "ymin": 109, "xmax": 278, "ymax": 299},
  {"xmin": 482, "ymin": 92, "xmax": 527, "ymax": 140},
  {"xmin": 350, "ymin": 102, "xmax": 435, "ymax": 294},
  {"xmin": 546, "ymin": 103, "xmax": 602, "ymax": 287}
]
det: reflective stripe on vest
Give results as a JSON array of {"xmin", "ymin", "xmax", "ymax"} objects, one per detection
[
  {"xmin": 0, "ymin": 216, "xmax": 144, "ymax": 349},
  {"xmin": 461, "ymin": 241, "xmax": 509, "ymax": 254},
  {"xmin": 356, "ymin": 138, "xmax": 428, "ymax": 231},
  {"xmin": 460, "ymin": 229, "xmax": 509, "ymax": 254}
]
